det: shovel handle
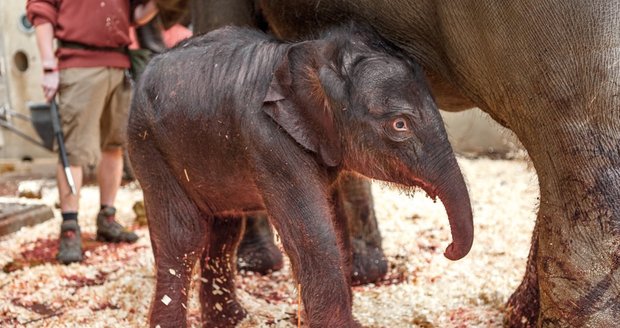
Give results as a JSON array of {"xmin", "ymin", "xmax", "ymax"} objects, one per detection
[{"xmin": 51, "ymin": 100, "xmax": 77, "ymax": 195}]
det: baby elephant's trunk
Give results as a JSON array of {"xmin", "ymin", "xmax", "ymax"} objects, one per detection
[{"xmin": 429, "ymin": 151, "xmax": 473, "ymax": 261}]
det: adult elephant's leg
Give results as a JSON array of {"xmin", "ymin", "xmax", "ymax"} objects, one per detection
[
  {"xmin": 337, "ymin": 173, "xmax": 387, "ymax": 285},
  {"xmin": 505, "ymin": 220, "xmax": 540, "ymax": 327},
  {"xmin": 509, "ymin": 120, "xmax": 620, "ymax": 326},
  {"xmin": 495, "ymin": 21, "xmax": 620, "ymax": 323},
  {"xmin": 489, "ymin": 3, "xmax": 620, "ymax": 325},
  {"xmin": 236, "ymin": 213, "xmax": 284, "ymax": 274}
]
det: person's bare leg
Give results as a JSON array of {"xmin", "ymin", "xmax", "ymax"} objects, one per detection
[
  {"xmin": 96, "ymin": 147, "xmax": 138, "ymax": 243},
  {"xmin": 57, "ymin": 164, "xmax": 83, "ymax": 212},
  {"xmin": 98, "ymin": 148, "xmax": 123, "ymax": 206}
]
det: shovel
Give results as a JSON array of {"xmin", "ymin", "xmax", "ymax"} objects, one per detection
[
  {"xmin": 0, "ymin": 100, "xmax": 77, "ymax": 194},
  {"xmin": 0, "ymin": 104, "xmax": 52, "ymax": 150},
  {"xmin": 48, "ymin": 99, "xmax": 77, "ymax": 195}
]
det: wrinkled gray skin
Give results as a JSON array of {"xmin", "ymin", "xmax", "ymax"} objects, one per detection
[
  {"xmin": 154, "ymin": 0, "xmax": 620, "ymax": 326},
  {"xmin": 256, "ymin": 1, "xmax": 620, "ymax": 327}
]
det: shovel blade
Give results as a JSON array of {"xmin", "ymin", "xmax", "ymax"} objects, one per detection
[{"xmin": 28, "ymin": 102, "xmax": 55, "ymax": 151}]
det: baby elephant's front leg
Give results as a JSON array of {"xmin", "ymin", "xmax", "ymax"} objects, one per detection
[{"xmin": 257, "ymin": 170, "xmax": 360, "ymax": 327}]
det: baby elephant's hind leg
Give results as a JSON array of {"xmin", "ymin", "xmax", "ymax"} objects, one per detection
[
  {"xmin": 131, "ymin": 144, "xmax": 207, "ymax": 328},
  {"xmin": 200, "ymin": 216, "xmax": 247, "ymax": 327}
]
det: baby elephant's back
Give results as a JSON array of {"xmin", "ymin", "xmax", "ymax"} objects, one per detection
[
  {"xmin": 128, "ymin": 27, "xmax": 286, "ymax": 211},
  {"xmin": 135, "ymin": 27, "xmax": 284, "ymax": 127}
]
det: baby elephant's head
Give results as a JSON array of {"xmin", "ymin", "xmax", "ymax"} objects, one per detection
[{"xmin": 263, "ymin": 25, "xmax": 473, "ymax": 260}]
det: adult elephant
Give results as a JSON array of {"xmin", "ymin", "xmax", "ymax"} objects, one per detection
[{"xmin": 155, "ymin": 1, "xmax": 620, "ymax": 326}]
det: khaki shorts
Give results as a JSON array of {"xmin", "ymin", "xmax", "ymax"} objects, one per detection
[{"xmin": 57, "ymin": 67, "xmax": 131, "ymax": 167}]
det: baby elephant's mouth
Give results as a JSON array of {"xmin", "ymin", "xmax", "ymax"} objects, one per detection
[
  {"xmin": 409, "ymin": 177, "xmax": 438, "ymax": 200},
  {"xmin": 395, "ymin": 166, "xmax": 474, "ymax": 261}
]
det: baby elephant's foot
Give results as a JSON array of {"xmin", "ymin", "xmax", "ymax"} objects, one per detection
[{"xmin": 202, "ymin": 300, "xmax": 247, "ymax": 328}]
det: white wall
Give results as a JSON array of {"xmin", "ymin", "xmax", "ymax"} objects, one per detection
[
  {"xmin": 0, "ymin": 0, "xmax": 52, "ymax": 160},
  {"xmin": 441, "ymin": 108, "xmax": 520, "ymax": 157}
]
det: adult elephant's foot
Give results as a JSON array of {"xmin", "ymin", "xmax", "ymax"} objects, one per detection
[
  {"xmin": 350, "ymin": 239, "xmax": 388, "ymax": 286},
  {"xmin": 237, "ymin": 214, "xmax": 283, "ymax": 274},
  {"xmin": 505, "ymin": 221, "xmax": 540, "ymax": 328},
  {"xmin": 339, "ymin": 174, "xmax": 388, "ymax": 285}
]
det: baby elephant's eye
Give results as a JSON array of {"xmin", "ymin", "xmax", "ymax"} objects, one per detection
[{"xmin": 392, "ymin": 118, "xmax": 408, "ymax": 132}]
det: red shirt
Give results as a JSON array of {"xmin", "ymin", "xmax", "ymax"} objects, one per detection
[{"xmin": 26, "ymin": 0, "xmax": 135, "ymax": 69}]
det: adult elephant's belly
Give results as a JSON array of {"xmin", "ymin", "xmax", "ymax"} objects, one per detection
[
  {"xmin": 258, "ymin": 0, "xmax": 477, "ymax": 114},
  {"xmin": 424, "ymin": 70, "xmax": 477, "ymax": 112}
]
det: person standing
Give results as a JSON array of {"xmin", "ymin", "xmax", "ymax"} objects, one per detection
[{"xmin": 26, "ymin": 0, "xmax": 157, "ymax": 264}]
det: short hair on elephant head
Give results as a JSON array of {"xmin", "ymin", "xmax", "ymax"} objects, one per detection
[{"xmin": 128, "ymin": 22, "xmax": 473, "ymax": 327}]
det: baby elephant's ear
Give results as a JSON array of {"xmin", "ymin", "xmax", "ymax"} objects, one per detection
[
  {"xmin": 264, "ymin": 56, "xmax": 291, "ymax": 103},
  {"xmin": 263, "ymin": 43, "xmax": 342, "ymax": 167},
  {"xmin": 318, "ymin": 67, "xmax": 347, "ymax": 105}
]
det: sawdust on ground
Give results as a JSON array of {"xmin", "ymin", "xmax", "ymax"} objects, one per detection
[{"xmin": 0, "ymin": 157, "xmax": 538, "ymax": 327}]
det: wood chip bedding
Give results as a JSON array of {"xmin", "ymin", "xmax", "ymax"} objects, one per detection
[{"xmin": 0, "ymin": 157, "xmax": 538, "ymax": 327}]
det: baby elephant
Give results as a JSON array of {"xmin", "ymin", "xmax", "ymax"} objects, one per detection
[{"xmin": 128, "ymin": 24, "xmax": 473, "ymax": 328}]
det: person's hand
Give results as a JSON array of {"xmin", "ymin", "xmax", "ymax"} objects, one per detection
[
  {"xmin": 134, "ymin": 1, "xmax": 158, "ymax": 26},
  {"xmin": 42, "ymin": 67, "xmax": 59, "ymax": 101},
  {"xmin": 34, "ymin": 23, "xmax": 58, "ymax": 101}
]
